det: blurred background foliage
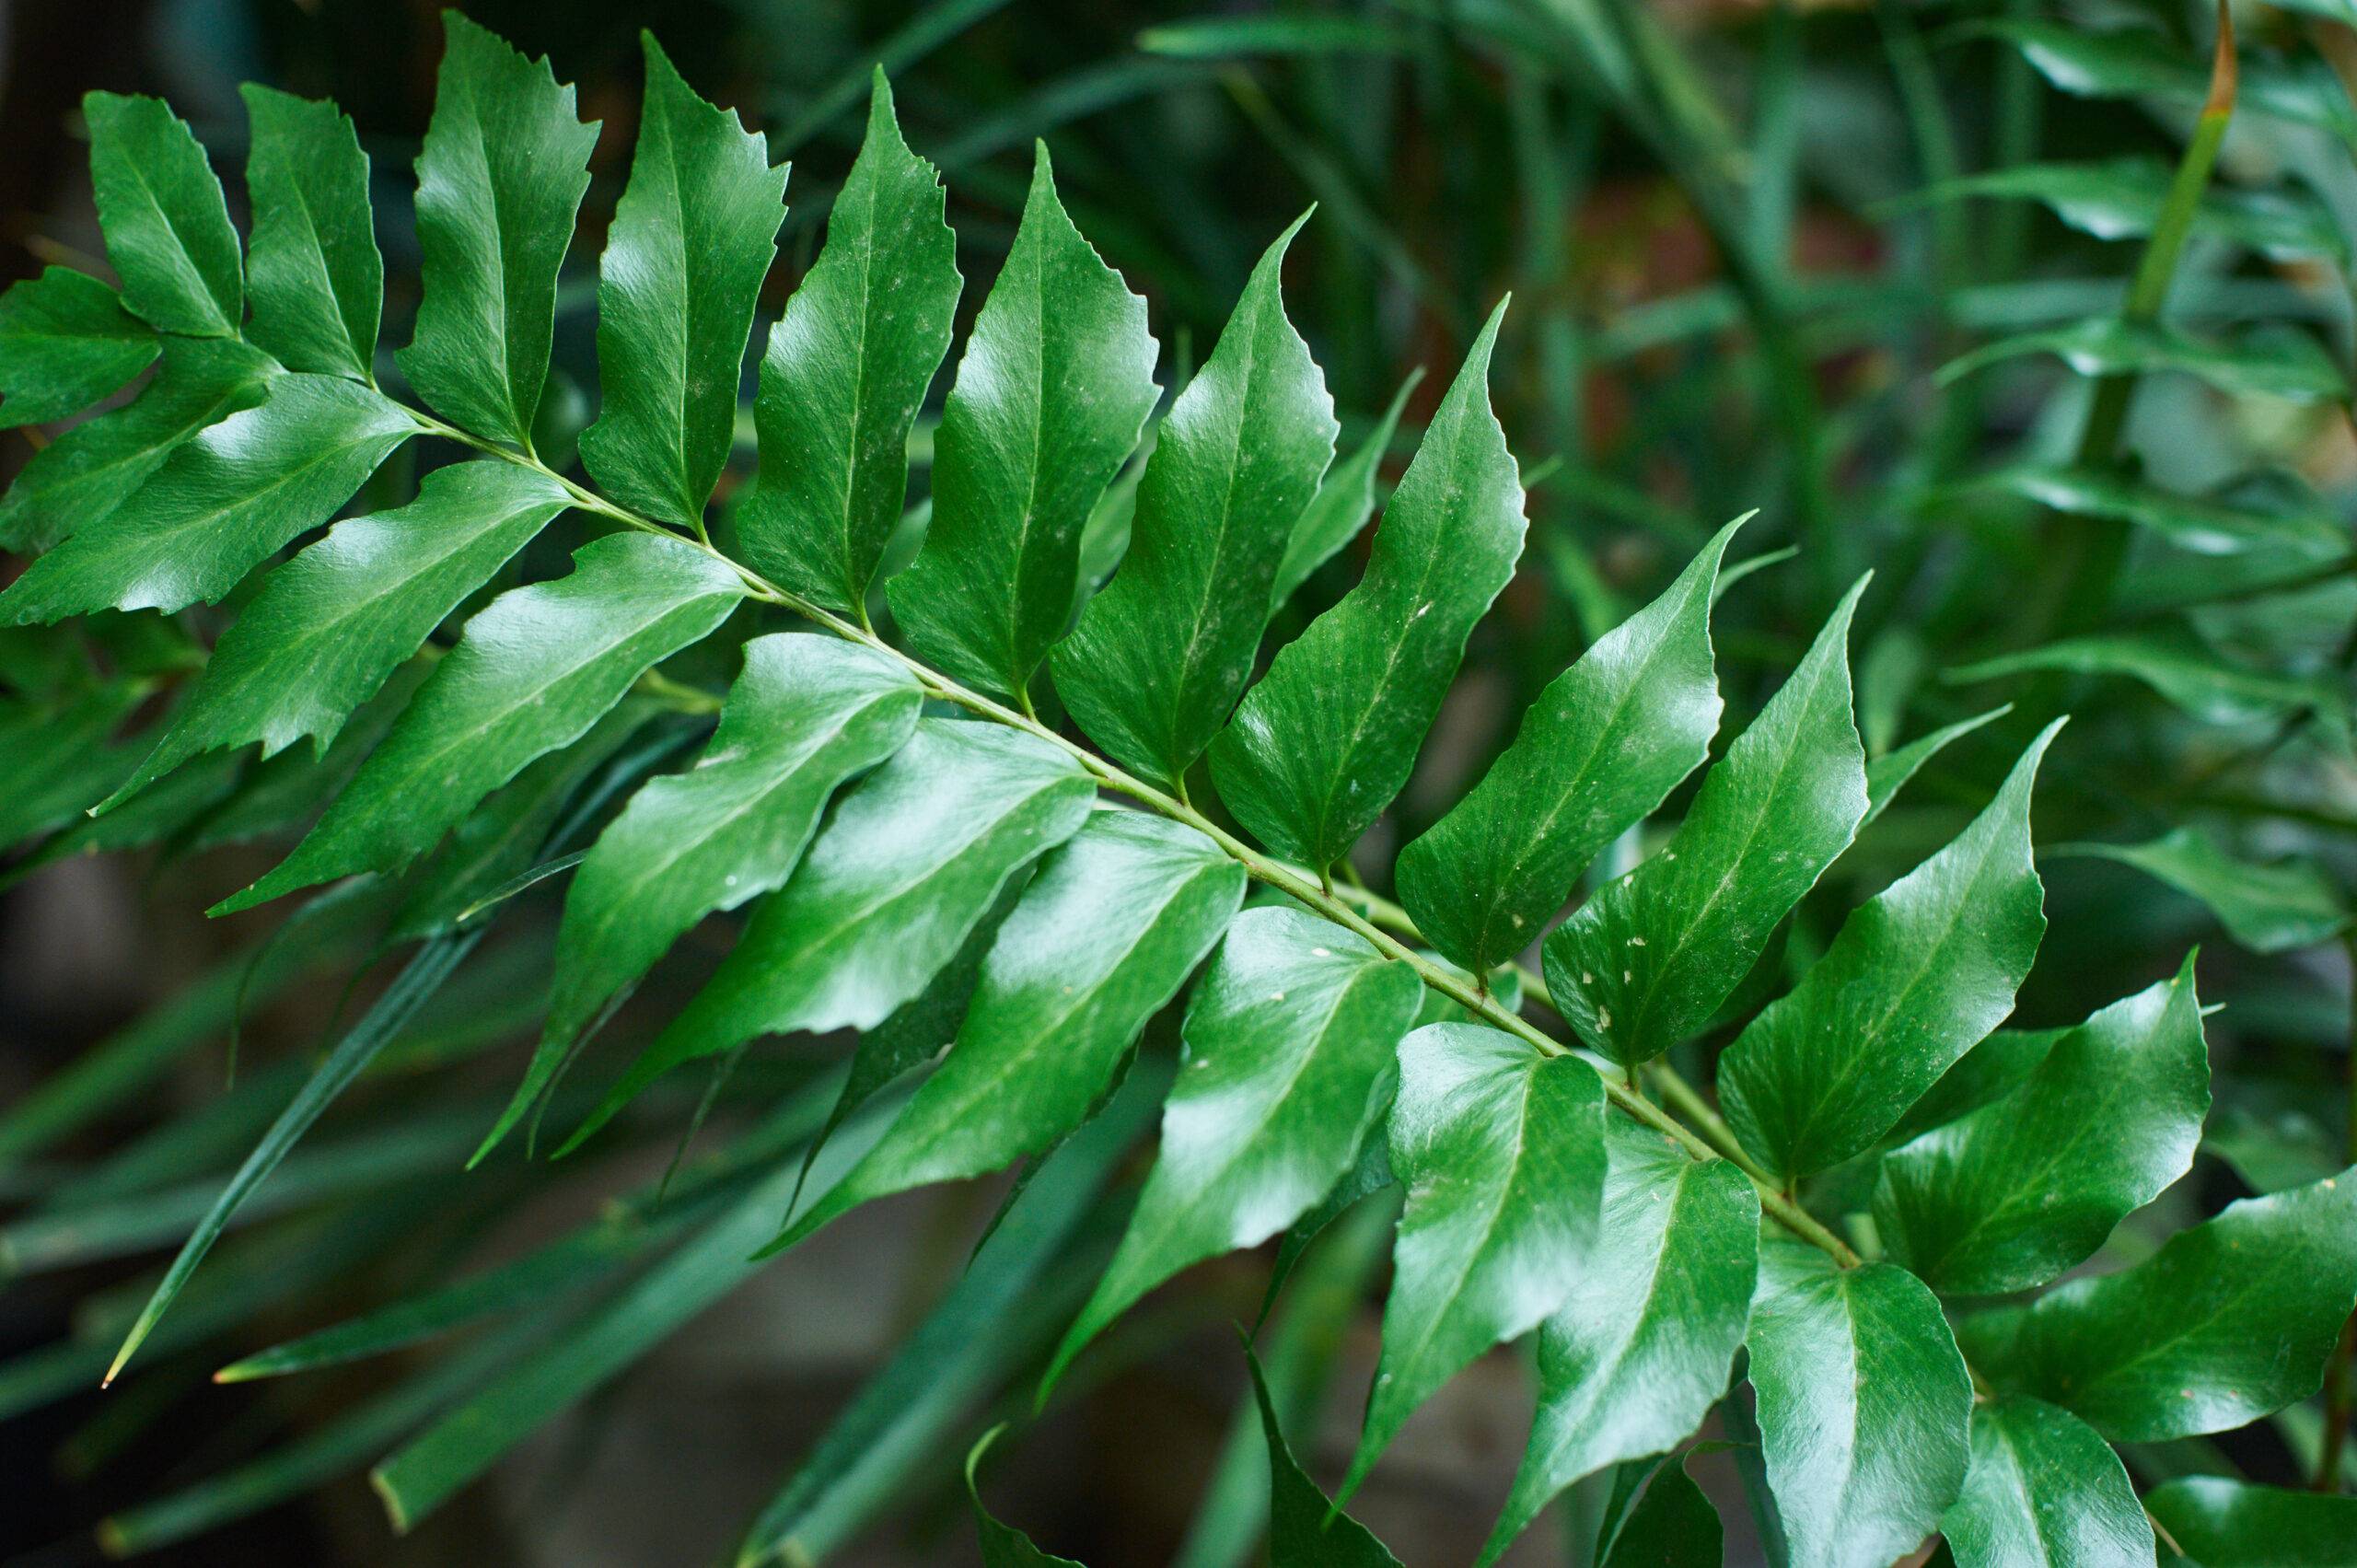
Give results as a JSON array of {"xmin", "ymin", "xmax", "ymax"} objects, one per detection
[{"xmin": 5, "ymin": 0, "xmax": 2356, "ymax": 1563}]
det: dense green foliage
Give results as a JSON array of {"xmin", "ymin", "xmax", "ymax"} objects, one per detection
[{"xmin": 5, "ymin": 3, "xmax": 2357, "ymax": 1564}]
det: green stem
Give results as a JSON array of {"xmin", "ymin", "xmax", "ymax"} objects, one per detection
[{"xmin": 395, "ymin": 401, "xmax": 1863, "ymax": 1270}]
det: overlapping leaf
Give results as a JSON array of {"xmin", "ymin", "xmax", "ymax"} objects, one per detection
[
  {"xmin": 1942, "ymin": 1397, "xmax": 2155, "ymax": 1568},
  {"xmin": 0, "ymin": 267, "xmax": 156, "ymax": 428},
  {"xmin": 2144, "ymin": 1477, "xmax": 2357, "ymax": 1567},
  {"xmin": 85, "ymin": 92, "xmax": 243, "ymax": 337},
  {"xmin": 2055, "ymin": 828, "xmax": 2349, "ymax": 953},
  {"xmin": 241, "ymin": 85, "xmax": 383, "ymax": 380}
]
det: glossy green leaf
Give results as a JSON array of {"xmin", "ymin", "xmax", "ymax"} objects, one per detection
[
  {"xmin": 181, "ymin": 657, "xmax": 430, "ymax": 853},
  {"xmin": 1746, "ymin": 1243, "xmax": 1972, "ymax": 1568},
  {"xmin": 1051, "ymin": 215, "xmax": 1338, "ymax": 792},
  {"xmin": 215, "ymin": 532, "xmax": 743, "ymax": 913},
  {"xmin": 2144, "ymin": 1477, "xmax": 2357, "ymax": 1568},
  {"xmin": 1960, "ymin": 1172, "xmax": 2357, "ymax": 1442},
  {"xmin": 1979, "ymin": 20, "xmax": 2357, "ymax": 142},
  {"xmin": 477, "ymin": 637, "xmax": 923, "ymax": 1158},
  {"xmin": 571, "ymin": 718, "xmax": 1095, "ymax": 1145},
  {"xmin": 1939, "ymin": 319, "xmax": 2349, "ymax": 405},
  {"xmin": 396, "ymin": 13, "xmax": 598, "ymax": 449},
  {"xmin": 0, "ymin": 335, "xmax": 274, "ymax": 555},
  {"xmin": 1269, "ymin": 368, "xmax": 1420, "ymax": 614},
  {"xmin": 0, "ymin": 375, "xmax": 412, "ymax": 622},
  {"xmin": 241, "ymin": 85, "xmax": 383, "ymax": 380},
  {"xmin": 1542, "ymin": 578, "xmax": 1870, "ymax": 1068},
  {"xmin": 85, "ymin": 92, "xmax": 242, "ymax": 337},
  {"xmin": 773, "ymin": 811, "xmax": 1242, "ymax": 1248},
  {"xmin": 1044, "ymin": 906, "xmax": 1422, "ymax": 1389},
  {"xmin": 580, "ymin": 34, "xmax": 787, "ymax": 529},
  {"xmin": 1340, "ymin": 1023, "xmax": 1603, "ymax": 1500},
  {"xmin": 1878, "ymin": 958, "xmax": 2208, "ymax": 1295},
  {"xmin": 1885, "ymin": 1026, "xmax": 2066, "ymax": 1146},
  {"xmin": 1862, "ymin": 705, "xmax": 2009, "ymax": 828},
  {"xmin": 1600, "ymin": 1458, "xmax": 1723, "ymax": 1568},
  {"xmin": 741, "ymin": 71, "xmax": 959, "ymax": 615},
  {"xmin": 0, "ymin": 267, "xmax": 155, "ymax": 428},
  {"xmin": 1480, "ymin": 1118, "xmax": 1759, "ymax": 1566},
  {"xmin": 2054, "ymin": 829, "xmax": 2349, "ymax": 954},
  {"xmin": 1956, "ymin": 465, "xmax": 2351, "ymax": 559},
  {"xmin": 1399, "ymin": 515, "xmax": 1739, "ymax": 978},
  {"xmin": 1942, "ymin": 1397, "xmax": 2154, "ymax": 1568},
  {"xmin": 1910, "ymin": 159, "xmax": 2347, "ymax": 265},
  {"xmin": 888, "ymin": 145, "xmax": 1160, "ymax": 699},
  {"xmin": 104, "ymin": 460, "xmax": 572, "ymax": 809},
  {"xmin": 1211, "ymin": 300, "xmax": 1526, "ymax": 871},
  {"xmin": 1719, "ymin": 722, "xmax": 2058, "ymax": 1182},
  {"xmin": 1249, "ymin": 1346, "xmax": 1403, "ymax": 1568},
  {"xmin": 1949, "ymin": 633, "xmax": 2350, "ymax": 730}
]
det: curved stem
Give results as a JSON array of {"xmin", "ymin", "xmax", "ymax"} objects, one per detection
[{"xmin": 398, "ymin": 400, "xmax": 1860, "ymax": 1269}]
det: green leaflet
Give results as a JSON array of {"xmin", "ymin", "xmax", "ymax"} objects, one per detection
[
  {"xmin": 1480, "ymin": 1117, "xmax": 1759, "ymax": 1566},
  {"xmin": 1980, "ymin": 19, "xmax": 2357, "ymax": 141},
  {"xmin": 0, "ymin": 335, "xmax": 274, "ymax": 555},
  {"xmin": 1249, "ymin": 1346, "xmax": 1404, "ymax": 1568},
  {"xmin": 1938, "ymin": 319, "xmax": 2350, "ymax": 405},
  {"xmin": 241, "ymin": 85, "xmax": 383, "ymax": 380},
  {"xmin": 1885, "ymin": 1027, "xmax": 2065, "ymax": 1146},
  {"xmin": 1875, "ymin": 957, "xmax": 2209, "ymax": 1295},
  {"xmin": 2144, "ymin": 1477, "xmax": 2357, "ymax": 1567},
  {"xmin": 1542, "ymin": 577, "xmax": 1870, "ymax": 1068},
  {"xmin": 1270, "ymin": 367, "xmax": 1421, "ymax": 614},
  {"xmin": 1399, "ymin": 515, "xmax": 1739, "ymax": 978},
  {"xmin": 888, "ymin": 145, "xmax": 1158, "ymax": 699},
  {"xmin": 396, "ymin": 13, "xmax": 598, "ymax": 450},
  {"xmin": 1862, "ymin": 705, "xmax": 2009, "ymax": 829},
  {"xmin": 1958, "ymin": 465, "xmax": 2352, "ymax": 559},
  {"xmin": 1339, "ymin": 1023, "xmax": 1603, "ymax": 1502},
  {"xmin": 480, "ymin": 637, "xmax": 925, "ymax": 1160},
  {"xmin": 85, "ymin": 92, "xmax": 242, "ymax": 338},
  {"xmin": 1942, "ymin": 1398, "xmax": 2155, "ymax": 1568},
  {"xmin": 103, "ymin": 460, "xmax": 573, "ymax": 809},
  {"xmin": 1043, "ymin": 906, "xmax": 1422, "ymax": 1391},
  {"xmin": 970, "ymin": 1433, "xmax": 1088, "ymax": 1567},
  {"xmin": 1959, "ymin": 1171, "xmax": 2357, "ymax": 1443},
  {"xmin": 214, "ymin": 532, "xmax": 744, "ymax": 913},
  {"xmin": 568, "ymin": 718, "xmax": 1095, "ymax": 1147},
  {"xmin": 182, "ymin": 656, "xmax": 428, "ymax": 855},
  {"xmin": 1746, "ymin": 1243, "xmax": 1972, "ymax": 1568},
  {"xmin": 740, "ymin": 71, "xmax": 960, "ymax": 615},
  {"xmin": 772, "ymin": 811, "xmax": 1243, "ymax": 1249},
  {"xmin": 580, "ymin": 34, "xmax": 787, "ymax": 529},
  {"xmin": 0, "ymin": 375, "xmax": 413, "ymax": 622},
  {"xmin": 1210, "ymin": 300, "xmax": 1526, "ymax": 872},
  {"xmin": 1717, "ymin": 721, "xmax": 2058, "ymax": 1183},
  {"xmin": 0, "ymin": 267, "xmax": 156, "ymax": 428},
  {"xmin": 1948, "ymin": 633, "xmax": 2351, "ymax": 730},
  {"xmin": 1910, "ymin": 158, "xmax": 2348, "ymax": 265},
  {"xmin": 2054, "ymin": 828, "xmax": 2350, "ymax": 954},
  {"xmin": 1051, "ymin": 215, "xmax": 1339, "ymax": 792},
  {"xmin": 1599, "ymin": 1459, "xmax": 1722, "ymax": 1568}
]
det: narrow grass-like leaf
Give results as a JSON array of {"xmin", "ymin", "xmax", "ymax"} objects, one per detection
[
  {"xmin": 0, "ymin": 335, "xmax": 274, "ymax": 555},
  {"xmin": 103, "ymin": 932, "xmax": 478, "ymax": 1384},
  {"xmin": 1044, "ymin": 907, "xmax": 1421, "ymax": 1392},
  {"xmin": 1908, "ymin": 158, "xmax": 2347, "ymax": 264},
  {"xmin": 1959, "ymin": 1171, "xmax": 2357, "ymax": 1442},
  {"xmin": 2144, "ymin": 1477, "xmax": 2357, "ymax": 1566},
  {"xmin": 1480, "ymin": 1118, "xmax": 1758, "ymax": 1566},
  {"xmin": 1399, "ymin": 516, "xmax": 1739, "ymax": 978},
  {"xmin": 1959, "ymin": 464, "xmax": 2352, "ymax": 558},
  {"xmin": 1949, "ymin": 632, "xmax": 2350, "ymax": 728},
  {"xmin": 1718, "ymin": 721, "xmax": 2058, "ymax": 1182},
  {"xmin": 1269, "ymin": 368, "xmax": 1420, "ymax": 614},
  {"xmin": 397, "ymin": 14, "xmax": 598, "ymax": 449},
  {"xmin": 1747, "ymin": 1242, "xmax": 1972, "ymax": 1568},
  {"xmin": 1938, "ymin": 319, "xmax": 2349, "ymax": 404},
  {"xmin": 569, "ymin": 718, "xmax": 1094, "ymax": 1147},
  {"xmin": 1340, "ymin": 1024, "xmax": 1602, "ymax": 1502},
  {"xmin": 104, "ymin": 461, "xmax": 571, "ymax": 809},
  {"xmin": 772, "ymin": 811, "xmax": 1241, "ymax": 1249},
  {"xmin": 1876, "ymin": 956, "xmax": 2209, "ymax": 1295},
  {"xmin": 0, "ymin": 375, "xmax": 412, "ymax": 621},
  {"xmin": 2053, "ymin": 828, "xmax": 2349, "ymax": 953},
  {"xmin": 215, "ymin": 532, "xmax": 743, "ymax": 912},
  {"xmin": 1051, "ymin": 215, "xmax": 1338, "ymax": 792},
  {"xmin": 0, "ymin": 267, "xmax": 155, "ymax": 428},
  {"xmin": 741, "ymin": 71, "xmax": 959, "ymax": 614},
  {"xmin": 1211, "ymin": 300, "xmax": 1526, "ymax": 871},
  {"xmin": 581, "ymin": 34, "xmax": 787, "ymax": 529},
  {"xmin": 85, "ymin": 92, "xmax": 242, "ymax": 337},
  {"xmin": 241, "ymin": 85, "xmax": 383, "ymax": 380},
  {"xmin": 888, "ymin": 145, "xmax": 1159, "ymax": 699},
  {"xmin": 1942, "ymin": 1397, "xmax": 2155, "ymax": 1568},
  {"xmin": 1249, "ymin": 1345, "xmax": 1403, "ymax": 1568},
  {"xmin": 1542, "ymin": 577, "xmax": 1870, "ymax": 1068}
]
